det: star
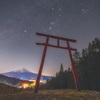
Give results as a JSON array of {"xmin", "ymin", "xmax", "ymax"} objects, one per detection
[
  {"xmin": 53, "ymin": 33, "xmax": 56, "ymax": 36},
  {"xmin": 59, "ymin": 14, "xmax": 62, "ymax": 17},
  {"xmin": 81, "ymin": 9, "xmax": 86, "ymax": 14},
  {"xmin": 24, "ymin": 30, "xmax": 27, "ymax": 33},
  {"xmin": 43, "ymin": 30, "xmax": 46, "ymax": 32},
  {"xmin": 52, "ymin": 8, "xmax": 54, "ymax": 11},
  {"xmin": 50, "ymin": 22, "xmax": 55, "ymax": 25},
  {"xmin": 49, "ymin": 27, "xmax": 52, "ymax": 30},
  {"xmin": 59, "ymin": 8, "xmax": 62, "ymax": 11}
]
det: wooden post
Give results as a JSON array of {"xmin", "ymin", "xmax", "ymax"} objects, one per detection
[
  {"xmin": 34, "ymin": 37, "xmax": 49, "ymax": 93},
  {"xmin": 66, "ymin": 40, "xmax": 78, "ymax": 90}
]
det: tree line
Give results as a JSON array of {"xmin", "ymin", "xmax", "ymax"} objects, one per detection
[
  {"xmin": 44, "ymin": 64, "xmax": 75, "ymax": 89},
  {"xmin": 40, "ymin": 38, "xmax": 100, "ymax": 91},
  {"xmin": 73, "ymin": 38, "xmax": 100, "ymax": 91}
]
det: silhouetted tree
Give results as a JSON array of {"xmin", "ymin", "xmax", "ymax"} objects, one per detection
[
  {"xmin": 73, "ymin": 38, "xmax": 100, "ymax": 91},
  {"xmin": 45, "ymin": 64, "xmax": 74, "ymax": 89}
]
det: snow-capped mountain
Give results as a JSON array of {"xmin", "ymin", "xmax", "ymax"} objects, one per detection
[
  {"xmin": 13, "ymin": 68, "xmax": 31, "ymax": 73},
  {"xmin": 2, "ymin": 68, "xmax": 52, "ymax": 81}
]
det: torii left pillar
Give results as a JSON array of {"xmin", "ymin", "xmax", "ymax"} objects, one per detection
[{"xmin": 34, "ymin": 36, "xmax": 49, "ymax": 93}]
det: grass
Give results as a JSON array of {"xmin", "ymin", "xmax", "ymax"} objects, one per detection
[{"xmin": 0, "ymin": 84, "xmax": 100, "ymax": 100}]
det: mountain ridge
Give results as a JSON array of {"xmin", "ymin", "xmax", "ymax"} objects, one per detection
[{"xmin": 1, "ymin": 68, "xmax": 52, "ymax": 81}]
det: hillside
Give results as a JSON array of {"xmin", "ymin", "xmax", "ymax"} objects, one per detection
[
  {"xmin": 0, "ymin": 83, "xmax": 21, "ymax": 94},
  {"xmin": 0, "ymin": 74, "xmax": 23, "ymax": 86}
]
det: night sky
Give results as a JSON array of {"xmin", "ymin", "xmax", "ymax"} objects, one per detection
[{"xmin": 0, "ymin": 0, "xmax": 100, "ymax": 75}]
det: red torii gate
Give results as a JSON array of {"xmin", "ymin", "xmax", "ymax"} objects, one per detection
[{"xmin": 34, "ymin": 32, "xmax": 79, "ymax": 93}]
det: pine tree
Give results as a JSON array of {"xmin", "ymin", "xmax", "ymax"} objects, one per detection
[
  {"xmin": 60, "ymin": 64, "xmax": 64, "ymax": 72},
  {"xmin": 73, "ymin": 38, "xmax": 100, "ymax": 91},
  {"xmin": 45, "ymin": 64, "xmax": 74, "ymax": 89}
]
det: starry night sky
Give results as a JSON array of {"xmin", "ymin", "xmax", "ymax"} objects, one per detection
[{"xmin": 0, "ymin": 0, "xmax": 100, "ymax": 75}]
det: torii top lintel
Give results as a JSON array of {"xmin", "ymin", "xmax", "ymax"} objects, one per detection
[
  {"xmin": 36, "ymin": 32, "xmax": 77, "ymax": 42},
  {"xmin": 36, "ymin": 32, "xmax": 77, "ymax": 51}
]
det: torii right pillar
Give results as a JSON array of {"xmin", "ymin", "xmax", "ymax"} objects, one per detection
[{"xmin": 66, "ymin": 40, "xmax": 79, "ymax": 90}]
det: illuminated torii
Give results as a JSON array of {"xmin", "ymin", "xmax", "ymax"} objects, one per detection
[{"xmin": 34, "ymin": 32, "xmax": 79, "ymax": 93}]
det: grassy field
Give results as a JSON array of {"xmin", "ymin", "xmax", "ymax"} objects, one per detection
[
  {"xmin": 0, "ymin": 89, "xmax": 100, "ymax": 100},
  {"xmin": 0, "ymin": 84, "xmax": 100, "ymax": 100}
]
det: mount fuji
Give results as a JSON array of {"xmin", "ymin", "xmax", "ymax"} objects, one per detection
[{"xmin": 2, "ymin": 68, "xmax": 52, "ymax": 81}]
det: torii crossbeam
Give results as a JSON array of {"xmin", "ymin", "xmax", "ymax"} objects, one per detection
[{"xmin": 34, "ymin": 32, "xmax": 79, "ymax": 93}]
